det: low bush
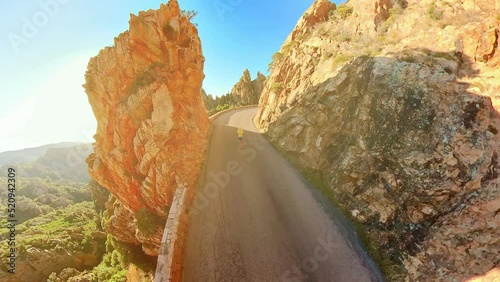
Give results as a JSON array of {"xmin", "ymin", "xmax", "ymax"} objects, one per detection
[
  {"xmin": 134, "ymin": 208, "xmax": 165, "ymax": 236},
  {"xmin": 336, "ymin": 4, "xmax": 354, "ymax": 19},
  {"xmin": 272, "ymin": 82, "xmax": 284, "ymax": 92},
  {"xmin": 332, "ymin": 53, "xmax": 353, "ymax": 65},
  {"xmin": 268, "ymin": 51, "xmax": 285, "ymax": 72}
]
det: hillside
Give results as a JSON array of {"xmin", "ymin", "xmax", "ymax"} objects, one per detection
[
  {"xmin": 255, "ymin": 0, "xmax": 500, "ymax": 280},
  {"xmin": 0, "ymin": 177, "xmax": 91, "ymax": 226},
  {"xmin": 0, "ymin": 143, "xmax": 92, "ymax": 183},
  {"xmin": 0, "ymin": 202, "xmax": 105, "ymax": 282},
  {"xmin": 0, "ymin": 142, "xmax": 83, "ymax": 165}
]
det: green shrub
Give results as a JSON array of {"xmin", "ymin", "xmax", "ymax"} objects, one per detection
[
  {"xmin": 134, "ymin": 208, "xmax": 165, "ymax": 236},
  {"xmin": 273, "ymin": 52, "xmax": 284, "ymax": 61},
  {"xmin": 215, "ymin": 103, "xmax": 231, "ymax": 112},
  {"xmin": 47, "ymin": 272, "xmax": 58, "ymax": 282},
  {"xmin": 128, "ymin": 63, "xmax": 166, "ymax": 95},
  {"xmin": 110, "ymin": 249, "xmax": 124, "ymax": 267},
  {"xmin": 81, "ymin": 238, "xmax": 92, "ymax": 252},
  {"xmin": 268, "ymin": 52, "xmax": 285, "ymax": 72},
  {"xmin": 272, "ymin": 82, "xmax": 284, "ymax": 92},
  {"xmin": 129, "ymin": 70, "xmax": 155, "ymax": 95},
  {"xmin": 281, "ymin": 42, "xmax": 296, "ymax": 56},
  {"xmin": 94, "ymin": 261, "xmax": 121, "ymax": 282},
  {"xmin": 332, "ymin": 53, "xmax": 352, "ymax": 65},
  {"xmin": 109, "ymin": 270, "xmax": 127, "ymax": 282},
  {"xmin": 0, "ymin": 201, "xmax": 103, "ymax": 264},
  {"xmin": 336, "ymin": 4, "xmax": 353, "ymax": 19},
  {"xmin": 92, "ymin": 250, "xmax": 126, "ymax": 281}
]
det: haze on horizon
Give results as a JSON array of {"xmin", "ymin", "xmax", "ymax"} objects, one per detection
[{"xmin": 0, "ymin": 0, "xmax": 332, "ymax": 152}]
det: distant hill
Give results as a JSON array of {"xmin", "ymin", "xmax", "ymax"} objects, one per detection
[
  {"xmin": 0, "ymin": 142, "xmax": 84, "ymax": 165},
  {"xmin": 0, "ymin": 143, "xmax": 93, "ymax": 182},
  {"xmin": 0, "ymin": 144, "xmax": 101, "ymax": 282}
]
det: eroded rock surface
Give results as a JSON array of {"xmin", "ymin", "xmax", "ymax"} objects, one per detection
[
  {"xmin": 84, "ymin": 0, "xmax": 209, "ymax": 255},
  {"xmin": 256, "ymin": 0, "xmax": 500, "ymax": 280},
  {"xmin": 230, "ymin": 69, "xmax": 266, "ymax": 106}
]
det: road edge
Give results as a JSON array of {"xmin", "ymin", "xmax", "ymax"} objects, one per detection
[
  {"xmin": 154, "ymin": 187, "xmax": 188, "ymax": 282},
  {"xmin": 155, "ymin": 106, "xmax": 258, "ymax": 282}
]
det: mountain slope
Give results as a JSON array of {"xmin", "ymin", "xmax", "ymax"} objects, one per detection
[
  {"xmin": 229, "ymin": 69, "xmax": 266, "ymax": 106},
  {"xmin": 1, "ymin": 143, "xmax": 92, "ymax": 183},
  {"xmin": 255, "ymin": 0, "xmax": 500, "ymax": 280},
  {"xmin": 0, "ymin": 142, "xmax": 83, "ymax": 165}
]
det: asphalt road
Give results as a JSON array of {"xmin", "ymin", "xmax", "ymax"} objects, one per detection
[{"xmin": 183, "ymin": 107, "xmax": 384, "ymax": 282}]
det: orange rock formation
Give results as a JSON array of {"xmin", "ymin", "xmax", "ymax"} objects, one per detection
[{"xmin": 83, "ymin": 0, "xmax": 209, "ymax": 255}]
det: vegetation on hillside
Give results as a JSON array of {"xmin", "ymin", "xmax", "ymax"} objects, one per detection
[
  {"xmin": 203, "ymin": 91, "xmax": 236, "ymax": 116},
  {"xmin": 134, "ymin": 208, "xmax": 167, "ymax": 236},
  {"xmin": 0, "ymin": 201, "xmax": 105, "ymax": 279},
  {"xmin": 47, "ymin": 234, "xmax": 157, "ymax": 281},
  {"xmin": 1, "ymin": 201, "xmax": 101, "ymax": 251},
  {"xmin": 0, "ymin": 177, "xmax": 91, "ymax": 225},
  {"xmin": 0, "ymin": 144, "xmax": 92, "ymax": 183},
  {"xmin": 268, "ymin": 51, "xmax": 285, "ymax": 72},
  {"xmin": 0, "ymin": 187, "xmax": 156, "ymax": 281},
  {"xmin": 128, "ymin": 62, "xmax": 167, "ymax": 96},
  {"xmin": 335, "ymin": 4, "xmax": 354, "ymax": 19}
]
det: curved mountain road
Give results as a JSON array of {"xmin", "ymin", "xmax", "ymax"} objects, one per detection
[{"xmin": 183, "ymin": 107, "xmax": 384, "ymax": 282}]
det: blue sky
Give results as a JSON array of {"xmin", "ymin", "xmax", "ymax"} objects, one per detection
[{"xmin": 0, "ymin": 0, "xmax": 339, "ymax": 152}]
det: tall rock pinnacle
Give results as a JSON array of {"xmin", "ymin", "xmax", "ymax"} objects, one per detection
[{"xmin": 83, "ymin": 0, "xmax": 209, "ymax": 255}]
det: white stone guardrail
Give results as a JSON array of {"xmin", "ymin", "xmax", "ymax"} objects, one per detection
[{"xmin": 154, "ymin": 187, "xmax": 187, "ymax": 282}]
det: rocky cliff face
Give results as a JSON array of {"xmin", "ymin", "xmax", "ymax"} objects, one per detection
[
  {"xmin": 230, "ymin": 69, "xmax": 266, "ymax": 105},
  {"xmin": 252, "ymin": 72, "xmax": 267, "ymax": 101},
  {"xmin": 256, "ymin": 0, "xmax": 500, "ymax": 280},
  {"xmin": 83, "ymin": 0, "xmax": 209, "ymax": 255},
  {"xmin": 201, "ymin": 89, "xmax": 217, "ymax": 111}
]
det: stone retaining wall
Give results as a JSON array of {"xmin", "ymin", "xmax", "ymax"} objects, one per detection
[
  {"xmin": 209, "ymin": 105, "xmax": 257, "ymax": 121},
  {"xmin": 154, "ymin": 188, "xmax": 187, "ymax": 282}
]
